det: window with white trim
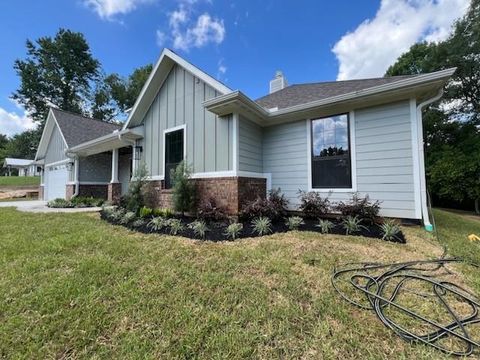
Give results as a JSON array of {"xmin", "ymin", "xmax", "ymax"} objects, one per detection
[{"xmin": 311, "ymin": 113, "xmax": 352, "ymax": 188}]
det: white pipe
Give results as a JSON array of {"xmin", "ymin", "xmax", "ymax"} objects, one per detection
[
  {"xmin": 416, "ymin": 89, "xmax": 444, "ymax": 231},
  {"xmin": 73, "ymin": 157, "xmax": 80, "ymax": 198}
]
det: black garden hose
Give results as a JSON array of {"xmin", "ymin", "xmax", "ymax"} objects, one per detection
[{"xmin": 331, "ymin": 199, "xmax": 480, "ymax": 356}]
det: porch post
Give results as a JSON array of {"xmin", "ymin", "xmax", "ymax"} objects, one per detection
[{"xmin": 111, "ymin": 148, "xmax": 119, "ymax": 183}]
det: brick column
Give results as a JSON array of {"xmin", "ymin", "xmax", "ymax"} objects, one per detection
[
  {"xmin": 38, "ymin": 185, "xmax": 44, "ymax": 200},
  {"xmin": 66, "ymin": 184, "xmax": 75, "ymax": 200},
  {"xmin": 108, "ymin": 183, "xmax": 122, "ymax": 204}
]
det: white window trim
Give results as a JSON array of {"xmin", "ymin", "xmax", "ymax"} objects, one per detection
[
  {"xmin": 307, "ymin": 111, "xmax": 357, "ymax": 193},
  {"xmin": 162, "ymin": 124, "xmax": 187, "ymax": 180}
]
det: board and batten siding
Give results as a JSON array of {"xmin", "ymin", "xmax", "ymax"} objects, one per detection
[
  {"xmin": 140, "ymin": 64, "xmax": 233, "ymax": 176},
  {"xmin": 262, "ymin": 100, "xmax": 418, "ymax": 219},
  {"xmin": 239, "ymin": 115, "xmax": 263, "ymax": 173},
  {"xmin": 45, "ymin": 125, "xmax": 67, "ymax": 165}
]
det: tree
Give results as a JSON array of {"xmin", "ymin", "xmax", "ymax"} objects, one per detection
[
  {"xmin": 12, "ymin": 29, "xmax": 100, "ymax": 125},
  {"xmin": 3, "ymin": 129, "xmax": 42, "ymax": 159},
  {"xmin": 385, "ymin": 0, "xmax": 480, "ymax": 212}
]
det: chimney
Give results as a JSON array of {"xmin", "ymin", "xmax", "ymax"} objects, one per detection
[{"xmin": 269, "ymin": 70, "xmax": 288, "ymax": 94}]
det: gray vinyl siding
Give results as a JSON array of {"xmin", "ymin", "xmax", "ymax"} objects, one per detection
[
  {"xmin": 141, "ymin": 64, "xmax": 233, "ymax": 176},
  {"xmin": 79, "ymin": 153, "xmax": 111, "ymax": 182},
  {"xmin": 45, "ymin": 125, "xmax": 67, "ymax": 165},
  {"xmin": 239, "ymin": 116, "xmax": 263, "ymax": 173},
  {"xmin": 262, "ymin": 100, "xmax": 418, "ymax": 219},
  {"xmin": 263, "ymin": 120, "xmax": 308, "ymax": 206}
]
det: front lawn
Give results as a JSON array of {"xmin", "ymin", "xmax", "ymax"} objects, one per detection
[
  {"xmin": 0, "ymin": 176, "xmax": 40, "ymax": 187},
  {"xmin": 0, "ymin": 208, "xmax": 479, "ymax": 359}
]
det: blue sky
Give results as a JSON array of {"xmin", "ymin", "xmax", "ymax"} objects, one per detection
[{"xmin": 0, "ymin": 0, "xmax": 469, "ymax": 136}]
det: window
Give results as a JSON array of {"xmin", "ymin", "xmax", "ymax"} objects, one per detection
[
  {"xmin": 311, "ymin": 114, "xmax": 352, "ymax": 189},
  {"xmin": 164, "ymin": 128, "xmax": 184, "ymax": 189}
]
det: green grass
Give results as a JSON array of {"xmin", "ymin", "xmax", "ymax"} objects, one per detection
[
  {"xmin": 0, "ymin": 208, "xmax": 479, "ymax": 359},
  {"xmin": 0, "ymin": 176, "xmax": 40, "ymax": 187}
]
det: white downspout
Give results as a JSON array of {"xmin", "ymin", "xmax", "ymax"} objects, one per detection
[
  {"xmin": 416, "ymin": 89, "xmax": 444, "ymax": 231},
  {"xmin": 73, "ymin": 157, "xmax": 80, "ymax": 198}
]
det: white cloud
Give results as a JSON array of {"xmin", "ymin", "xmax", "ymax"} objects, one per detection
[
  {"xmin": 0, "ymin": 107, "xmax": 36, "ymax": 137},
  {"xmin": 157, "ymin": 5, "xmax": 225, "ymax": 51},
  {"xmin": 83, "ymin": 0, "xmax": 154, "ymax": 19},
  {"xmin": 333, "ymin": 0, "xmax": 470, "ymax": 80},
  {"xmin": 217, "ymin": 58, "xmax": 227, "ymax": 79}
]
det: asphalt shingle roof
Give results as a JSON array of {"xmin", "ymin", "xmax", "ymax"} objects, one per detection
[
  {"xmin": 255, "ymin": 75, "xmax": 417, "ymax": 110},
  {"xmin": 51, "ymin": 108, "xmax": 121, "ymax": 147}
]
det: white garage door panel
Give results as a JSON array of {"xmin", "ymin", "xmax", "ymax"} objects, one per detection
[{"xmin": 46, "ymin": 165, "xmax": 68, "ymax": 200}]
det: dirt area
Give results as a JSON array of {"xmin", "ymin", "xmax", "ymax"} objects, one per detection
[{"xmin": 0, "ymin": 185, "xmax": 39, "ymax": 200}]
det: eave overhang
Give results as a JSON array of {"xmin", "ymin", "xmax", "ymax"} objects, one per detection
[{"xmin": 204, "ymin": 68, "xmax": 456, "ymax": 126}]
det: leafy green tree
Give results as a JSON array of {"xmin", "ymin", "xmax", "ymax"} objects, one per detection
[
  {"xmin": 124, "ymin": 162, "xmax": 149, "ymax": 212},
  {"xmin": 3, "ymin": 129, "xmax": 41, "ymax": 159},
  {"xmin": 171, "ymin": 161, "xmax": 195, "ymax": 215},
  {"xmin": 12, "ymin": 29, "xmax": 100, "ymax": 124}
]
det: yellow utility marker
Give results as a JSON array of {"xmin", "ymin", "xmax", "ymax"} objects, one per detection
[{"xmin": 468, "ymin": 234, "xmax": 480, "ymax": 242}]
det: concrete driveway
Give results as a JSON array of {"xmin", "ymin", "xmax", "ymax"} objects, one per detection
[{"xmin": 0, "ymin": 200, "xmax": 101, "ymax": 213}]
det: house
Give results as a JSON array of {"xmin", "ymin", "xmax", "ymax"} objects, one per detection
[
  {"xmin": 2, "ymin": 158, "xmax": 40, "ymax": 177},
  {"xmin": 35, "ymin": 48, "xmax": 455, "ymax": 228}
]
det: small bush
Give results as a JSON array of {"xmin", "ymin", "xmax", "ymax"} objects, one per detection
[
  {"xmin": 379, "ymin": 220, "xmax": 401, "ymax": 241},
  {"xmin": 132, "ymin": 218, "xmax": 145, "ymax": 228},
  {"xmin": 167, "ymin": 218, "xmax": 185, "ymax": 235},
  {"xmin": 240, "ymin": 188, "xmax": 289, "ymax": 221},
  {"xmin": 188, "ymin": 220, "xmax": 209, "ymax": 240},
  {"xmin": 297, "ymin": 191, "xmax": 330, "ymax": 218},
  {"xmin": 123, "ymin": 162, "xmax": 149, "ymax": 213},
  {"xmin": 148, "ymin": 216, "xmax": 168, "ymax": 231},
  {"xmin": 139, "ymin": 206, "xmax": 153, "ymax": 218},
  {"xmin": 153, "ymin": 208, "xmax": 174, "ymax": 218},
  {"xmin": 110, "ymin": 208, "xmax": 125, "ymax": 222},
  {"xmin": 47, "ymin": 198, "xmax": 73, "ymax": 208},
  {"xmin": 316, "ymin": 219, "xmax": 334, "ymax": 234},
  {"xmin": 70, "ymin": 196, "xmax": 104, "ymax": 207},
  {"xmin": 251, "ymin": 217, "xmax": 272, "ymax": 236},
  {"xmin": 224, "ymin": 223, "xmax": 243, "ymax": 240},
  {"xmin": 197, "ymin": 197, "xmax": 228, "ymax": 222},
  {"xmin": 342, "ymin": 216, "xmax": 367, "ymax": 235},
  {"xmin": 171, "ymin": 161, "xmax": 196, "ymax": 215},
  {"xmin": 286, "ymin": 216, "xmax": 304, "ymax": 230},
  {"xmin": 120, "ymin": 211, "xmax": 137, "ymax": 225},
  {"xmin": 335, "ymin": 194, "xmax": 381, "ymax": 224}
]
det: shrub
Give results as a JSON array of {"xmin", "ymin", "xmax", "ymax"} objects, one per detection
[
  {"xmin": 317, "ymin": 219, "xmax": 334, "ymax": 234},
  {"xmin": 188, "ymin": 220, "xmax": 209, "ymax": 240},
  {"xmin": 197, "ymin": 197, "xmax": 228, "ymax": 222},
  {"xmin": 124, "ymin": 162, "xmax": 149, "ymax": 213},
  {"xmin": 120, "ymin": 211, "xmax": 137, "ymax": 225},
  {"xmin": 167, "ymin": 218, "xmax": 185, "ymax": 235},
  {"xmin": 132, "ymin": 218, "xmax": 145, "ymax": 228},
  {"xmin": 153, "ymin": 208, "xmax": 174, "ymax": 218},
  {"xmin": 240, "ymin": 188, "xmax": 289, "ymax": 221},
  {"xmin": 379, "ymin": 220, "xmax": 401, "ymax": 241},
  {"xmin": 286, "ymin": 216, "xmax": 304, "ymax": 230},
  {"xmin": 335, "ymin": 194, "xmax": 381, "ymax": 224},
  {"xmin": 342, "ymin": 216, "xmax": 367, "ymax": 235},
  {"xmin": 47, "ymin": 198, "xmax": 73, "ymax": 208},
  {"xmin": 297, "ymin": 191, "xmax": 330, "ymax": 218},
  {"xmin": 251, "ymin": 217, "xmax": 272, "ymax": 236},
  {"xmin": 148, "ymin": 216, "xmax": 168, "ymax": 231},
  {"xmin": 110, "ymin": 208, "xmax": 125, "ymax": 222},
  {"xmin": 224, "ymin": 223, "xmax": 243, "ymax": 240},
  {"xmin": 70, "ymin": 196, "xmax": 104, "ymax": 207},
  {"xmin": 172, "ymin": 161, "xmax": 196, "ymax": 215},
  {"xmin": 139, "ymin": 206, "xmax": 153, "ymax": 218}
]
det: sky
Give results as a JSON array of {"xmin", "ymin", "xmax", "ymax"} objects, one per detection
[{"xmin": 0, "ymin": 0, "xmax": 470, "ymax": 137}]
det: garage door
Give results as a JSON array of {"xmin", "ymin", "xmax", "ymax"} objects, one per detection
[{"xmin": 45, "ymin": 165, "xmax": 68, "ymax": 201}]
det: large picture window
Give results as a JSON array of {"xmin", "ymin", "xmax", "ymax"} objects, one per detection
[
  {"xmin": 164, "ymin": 128, "xmax": 184, "ymax": 189},
  {"xmin": 311, "ymin": 114, "xmax": 352, "ymax": 189}
]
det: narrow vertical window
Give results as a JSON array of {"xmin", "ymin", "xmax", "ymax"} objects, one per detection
[
  {"xmin": 165, "ymin": 128, "xmax": 184, "ymax": 189},
  {"xmin": 311, "ymin": 114, "xmax": 352, "ymax": 188}
]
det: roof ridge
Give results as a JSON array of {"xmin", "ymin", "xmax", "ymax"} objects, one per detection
[{"xmin": 287, "ymin": 74, "xmax": 416, "ymax": 87}]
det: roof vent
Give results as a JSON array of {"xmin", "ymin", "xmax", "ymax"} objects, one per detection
[{"xmin": 269, "ymin": 70, "xmax": 288, "ymax": 94}]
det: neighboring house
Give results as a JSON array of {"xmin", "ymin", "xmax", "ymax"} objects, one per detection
[
  {"xmin": 2, "ymin": 158, "xmax": 40, "ymax": 177},
  {"xmin": 35, "ymin": 48, "xmax": 455, "ymax": 228}
]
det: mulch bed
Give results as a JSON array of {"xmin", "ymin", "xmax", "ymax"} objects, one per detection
[{"xmin": 101, "ymin": 211, "xmax": 406, "ymax": 243}]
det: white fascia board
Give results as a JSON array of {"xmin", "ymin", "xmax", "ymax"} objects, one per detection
[
  {"xmin": 35, "ymin": 109, "xmax": 68, "ymax": 161},
  {"xmin": 123, "ymin": 48, "xmax": 233, "ymax": 130},
  {"xmin": 68, "ymin": 129, "xmax": 142, "ymax": 154}
]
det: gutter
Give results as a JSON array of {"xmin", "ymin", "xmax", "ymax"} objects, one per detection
[{"xmin": 416, "ymin": 89, "xmax": 444, "ymax": 232}]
